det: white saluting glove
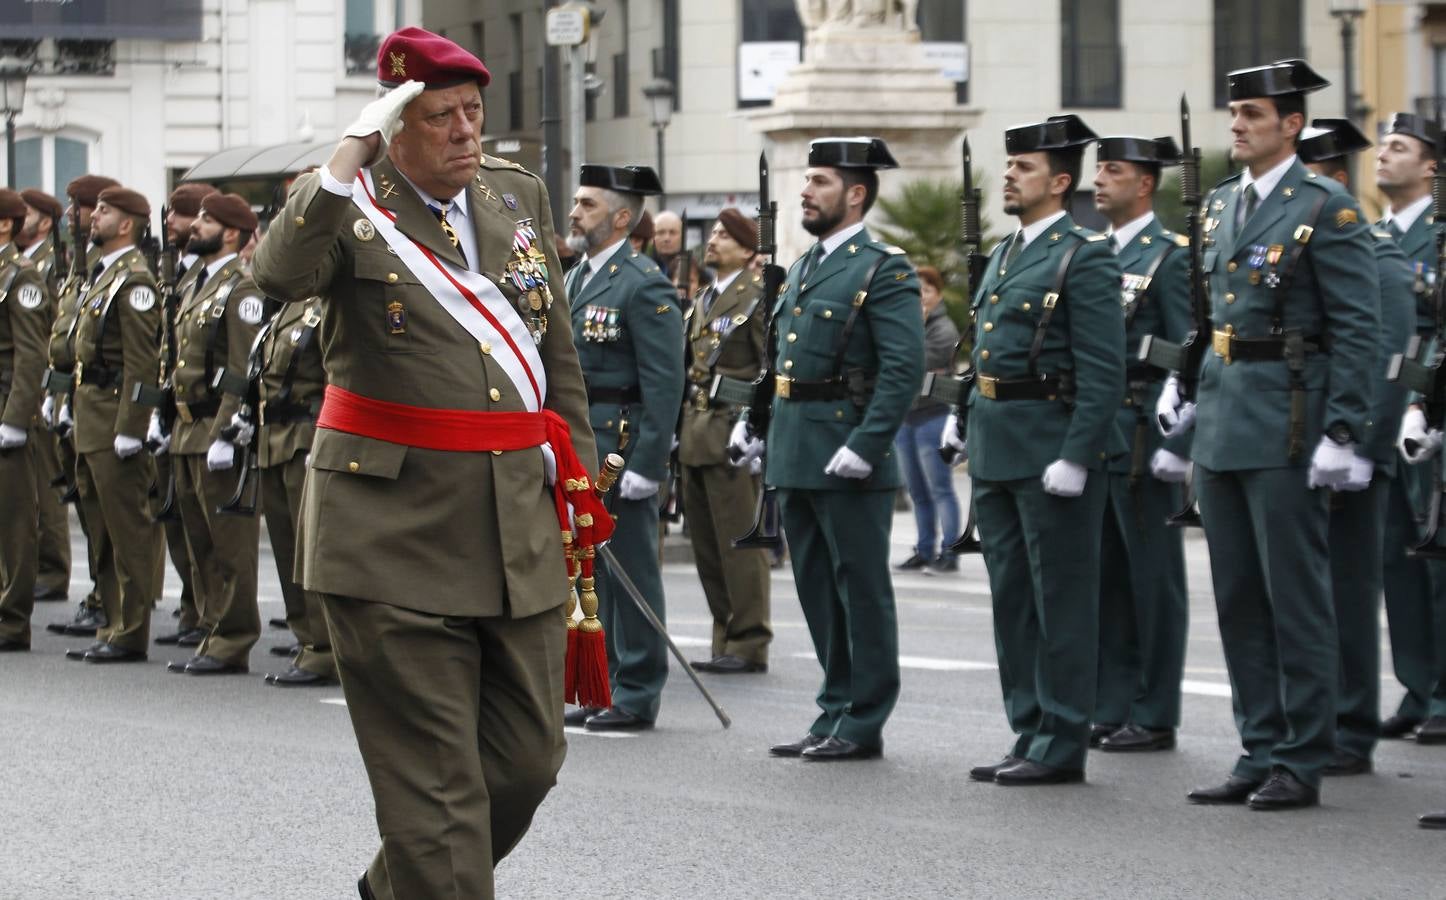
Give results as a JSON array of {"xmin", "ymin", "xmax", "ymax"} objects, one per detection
[
  {"xmin": 206, "ymin": 438, "xmax": 237, "ymax": 472},
  {"xmin": 824, "ymin": 445, "xmax": 873, "ymax": 479},
  {"xmin": 1041, "ymin": 459, "xmax": 1087, "ymax": 497},
  {"xmin": 1337, "ymin": 455, "xmax": 1374, "ymax": 492},
  {"xmin": 618, "ymin": 471, "xmax": 660, "ymax": 500},
  {"xmin": 541, "ymin": 444, "xmax": 557, "ymax": 486},
  {"xmin": 227, "ymin": 410, "xmax": 255, "ymax": 447},
  {"xmin": 728, "ymin": 417, "xmax": 764, "ymax": 467},
  {"xmin": 1149, "ymin": 448, "xmax": 1192, "ymax": 483},
  {"xmin": 0, "ymin": 423, "xmax": 27, "ymax": 450},
  {"xmin": 342, "ymin": 80, "xmax": 426, "ymax": 166},
  {"xmin": 940, "ymin": 411, "xmax": 967, "ymax": 463},
  {"xmin": 1400, "ymin": 407, "xmax": 1442, "ymax": 464},
  {"xmin": 1307, "ymin": 436, "xmax": 1355, "ymax": 490},
  {"xmin": 113, "ymin": 434, "xmax": 143, "ymax": 459},
  {"xmin": 146, "ymin": 411, "xmax": 170, "ymax": 456},
  {"xmin": 1155, "ymin": 375, "xmax": 1196, "ymax": 438}
]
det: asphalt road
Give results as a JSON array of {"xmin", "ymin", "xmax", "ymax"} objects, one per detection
[{"xmin": 3, "ymin": 481, "xmax": 1443, "ymax": 899}]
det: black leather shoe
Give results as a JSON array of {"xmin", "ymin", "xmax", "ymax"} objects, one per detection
[
  {"xmin": 563, "ymin": 706, "xmax": 603, "ymax": 727},
  {"xmin": 968, "ymin": 756, "xmax": 1021, "ymax": 782},
  {"xmin": 1247, "ymin": 767, "xmax": 1319, "ymax": 810},
  {"xmin": 1419, "ymin": 811, "xmax": 1446, "ymax": 830},
  {"xmin": 994, "ymin": 759, "xmax": 1084, "ymax": 785},
  {"xmin": 770, "ymin": 734, "xmax": 826, "ymax": 757},
  {"xmin": 265, "ymin": 665, "xmax": 335, "ymax": 687},
  {"xmin": 693, "ymin": 654, "xmax": 766, "ymax": 674},
  {"xmin": 65, "ymin": 642, "xmax": 102, "ymax": 660},
  {"xmin": 1187, "ymin": 775, "xmax": 1261, "ymax": 805},
  {"xmin": 155, "ymin": 627, "xmax": 204, "ymax": 646},
  {"xmin": 84, "ymin": 642, "xmax": 147, "ymax": 663},
  {"xmin": 175, "ymin": 627, "xmax": 206, "ymax": 647},
  {"xmin": 1416, "ymin": 716, "xmax": 1446, "ymax": 745},
  {"xmin": 184, "ymin": 655, "xmax": 247, "ymax": 675},
  {"xmin": 63, "ymin": 607, "xmax": 107, "ymax": 636},
  {"xmin": 269, "ymin": 643, "xmax": 301, "ymax": 658},
  {"xmin": 584, "ymin": 707, "xmax": 653, "ymax": 731},
  {"xmin": 1088, "ymin": 722, "xmax": 1120, "ymax": 749},
  {"xmin": 33, "ymin": 586, "xmax": 68, "ymax": 602},
  {"xmin": 1323, "ymin": 750, "xmax": 1372, "ymax": 776},
  {"xmin": 167, "ymin": 658, "xmax": 191, "ymax": 673},
  {"xmin": 1381, "ymin": 714, "xmax": 1422, "ymax": 738},
  {"xmin": 800, "ymin": 736, "xmax": 881, "ymax": 761},
  {"xmin": 894, "ymin": 552, "xmax": 931, "ymax": 571},
  {"xmin": 357, "ymin": 874, "xmax": 377, "ymax": 900},
  {"xmin": 0, "ymin": 637, "xmax": 29, "ymax": 652},
  {"xmin": 269, "ymin": 617, "xmax": 290, "ymax": 630},
  {"xmin": 1100, "ymin": 724, "xmax": 1176, "ymax": 753}
]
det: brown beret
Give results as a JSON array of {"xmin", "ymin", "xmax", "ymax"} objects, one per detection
[
  {"xmin": 168, "ymin": 182, "xmax": 219, "ymax": 218},
  {"xmin": 201, "ymin": 192, "xmax": 259, "ymax": 232},
  {"xmin": 97, "ymin": 186, "xmax": 151, "ymax": 218},
  {"xmin": 632, "ymin": 209, "xmax": 654, "ymax": 242},
  {"xmin": 21, "ymin": 189, "xmax": 62, "ymax": 222},
  {"xmin": 0, "ymin": 189, "xmax": 26, "ymax": 220},
  {"xmin": 66, "ymin": 175, "xmax": 120, "ymax": 208},
  {"xmin": 716, "ymin": 207, "xmax": 758, "ymax": 252}
]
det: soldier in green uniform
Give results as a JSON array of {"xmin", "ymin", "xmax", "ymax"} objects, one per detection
[
  {"xmin": 943, "ymin": 117, "xmax": 1125, "ymax": 784},
  {"xmin": 68, "ymin": 186, "xmax": 166, "ymax": 663},
  {"xmin": 1158, "ymin": 60, "xmax": 1380, "ymax": 810},
  {"xmin": 564, "ymin": 163, "xmax": 685, "ymax": 730},
  {"xmin": 681, "ymin": 208, "xmax": 772, "ymax": 674},
  {"xmin": 1088, "ymin": 136, "xmax": 1193, "ymax": 753},
  {"xmin": 1296, "ymin": 118, "xmax": 1416, "ymax": 776},
  {"xmin": 252, "ymin": 28, "xmax": 604, "ymax": 900},
  {"xmin": 0, "ymin": 189, "xmax": 55, "ymax": 651},
  {"xmin": 732, "ymin": 137, "xmax": 924, "ymax": 761}
]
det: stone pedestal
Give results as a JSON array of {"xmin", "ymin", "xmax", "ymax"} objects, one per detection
[{"xmin": 747, "ymin": 27, "xmax": 974, "ymax": 263}]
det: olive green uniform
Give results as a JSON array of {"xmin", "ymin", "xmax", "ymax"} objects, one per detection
[
  {"xmin": 24, "ymin": 236, "xmax": 70, "ymax": 599},
  {"xmin": 679, "ymin": 272, "xmax": 771, "ymax": 665},
  {"xmin": 154, "ymin": 258, "xmax": 203, "ymax": 632},
  {"xmin": 566, "ymin": 243, "xmax": 685, "ymax": 721}
]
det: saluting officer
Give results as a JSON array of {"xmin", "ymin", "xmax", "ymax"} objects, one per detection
[
  {"xmin": 734, "ymin": 137, "xmax": 924, "ymax": 761},
  {"xmin": 946, "ymin": 117, "xmax": 1125, "ymax": 785},
  {"xmin": 0, "ymin": 189, "xmax": 55, "ymax": 651},
  {"xmin": 565, "ymin": 164, "xmax": 685, "ymax": 731},
  {"xmin": 68, "ymin": 186, "xmax": 166, "ymax": 663},
  {"xmin": 1089, "ymin": 135, "xmax": 1192, "ymax": 754},
  {"xmin": 159, "ymin": 193, "xmax": 264, "ymax": 676},
  {"xmin": 1158, "ymin": 60, "xmax": 1380, "ymax": 810},
  {"xmin": 681, "ymin": 208, "xmax": 772, "ymax": 675},
  {"xmin": 1297, "ymin": 118, "xmax": 1416, "ymax": 777}
]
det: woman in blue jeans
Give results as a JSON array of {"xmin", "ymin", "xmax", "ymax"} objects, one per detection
[{"xmin": 894, "ymin": 266, "xmax": 962, "ymax": 574}]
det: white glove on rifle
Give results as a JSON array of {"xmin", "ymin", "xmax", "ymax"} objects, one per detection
[
  {"xmin": 1155, "ymin": 375, "xmax": 1196, "ymax": 438},
  {"xmin": 618, "ymin": 471, "xmax": 660, "ymax": 500},
  {"xmin": 1307, "ymin": 436, "xmax": 1355, "ymax": 490},
  {"xmin": 1337, "ymin": 455, "xmax": 1374, "ymax": 492},
  {"xmin": 146, "ymin": 410, "xmax": 170, "ymax": 456},
  {"xmin": 1149, "ymin": 448, "xmax": 1191, "ymax": 483},
  {"xmin": 56, "ymin": 401, "xmax": 74, "ymax": 437},
  {"xmin": 226, "ymin": 410, "xmax": 256, "ymax": 447},
  {"xmin": 940, "ymin": 411, "xmax": 967, "ymax": 463},
  {"xmin": 748, "ymin": 456, "xmax": 763, "ymax": 476},
  {"xmin": 1399, "ymin": 407, "xmax": 1442, "ymax": 465},
  {"xmin": 824, "ymin": 445, "xmax": 872, "ymax": 479},
  {"xmin": 113, "ymin": 434, "xmax": 143, "ymax": 459},
  {"xmin": 727, "ymin": 417, "xmax": 764, "ymax": 468},
  {"xmin": 342, "ymin": 80, "xmax": 425, "ymax": 166},
  {"xmin": 206, "ymin": 438, "xmax": 237, "ymax": 472},
  {"xmin": 40, "ymin": 395, "xmax": 54, "ymax": 428},
  {"xmin": 0, "ymin": 423, "xmax": 27, "ymax": 450},
  {"xmin": 1041, "ymin": 459, "xmax": 1087, "ymax": 497}
]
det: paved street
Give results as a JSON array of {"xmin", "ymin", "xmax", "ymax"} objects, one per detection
[{"xmin": 4, "ymin": 476, "xmax": 1444, "ymax": 899}]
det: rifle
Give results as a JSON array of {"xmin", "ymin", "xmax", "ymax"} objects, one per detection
[
  {"xmin": 134, "ymin": 205, "xmax": 181, "ymax": 521},
  {"xmin": 212, "ymin": 318, "xmax": 273, "ymax": 517},
  {"xmin": 659, "ymin": 207, "xmax": 691, "ymax": 526}
]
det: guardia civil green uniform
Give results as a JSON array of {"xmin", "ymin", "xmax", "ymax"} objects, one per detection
[
  {"xmin": 566, "ymin": 164, "xmax": 684, "ymax": 724},
  {"xmin": 765, "ymin": 138, "xmax": 923, "ymax": 753},
  {"xmin": 1092, "ymin": 140, "xmax": 1193, "ymax": 739},
  {"xmin": 966, "ymin": 117, "xmax": 1125, "ymax": 775},
  {"xmin": 20, "ymin": 230, "xmax": 71, "ymax": 602},
  {"xmin": 1188, "ymin": 63, "xmax": 1379, "ymax": 794}
]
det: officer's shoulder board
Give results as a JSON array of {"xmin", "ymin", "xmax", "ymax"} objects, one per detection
[
  {"xmin": 1372, "ymin": 228, "xmax": 1395, "ymax": 241},
  {"xmin": 479, "ymin": 154, "xmax": 534, "ymax": 178},
  {"xmin": 1066, "ymin": 224, "xmax": 1104, "ymax": 243},
  {"xmin": 625, "ymin": 250, "xmax": 662, "ymax": 276},
  {"xmin": 867, "ymin": 241, "xmax": 908, "ymax": 256},
  {"xmin": 1170, "ymin": 233, "xmax": 1189, "ymax": 248}
]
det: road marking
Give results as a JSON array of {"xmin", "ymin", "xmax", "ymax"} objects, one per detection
[
  {"xmin": 671, "ymin": 635, "xmax": 711, "ymax": 648},
  {"xmin": 564, "ymin": 726, "xmax": 637, "ymax": 740},
  {"xmin": 1181, "ymin": 679, "xmax": 1232, "ymax": 698},
  {"xmin": 790, "ymin": 651, "xmax": 996, "ymax": 673},
  {"xmin": 320, "ymin": 698, "xmax": 347, "ymax": 706}
]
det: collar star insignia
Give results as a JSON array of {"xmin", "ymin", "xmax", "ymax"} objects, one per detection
[
  {"xmin": 847, "ymin": 244, "xmax": 858, "ymax": 254},
  {"xmin": 1048, "ymin": 232, "xmax": 1061, "ymax": 241},
  {"xmin": 1283, "ymin": 187, "xmax": 1295, "ymax": 197},
  {"xmin": 477, "ymin": 182, "xmax": 496, "ymax": 202},
  {"xmin": 1140, "ymin": 235, "xmax": 1152, "ymax": 245},
  {"xmin": 609, "ymin": 263, "xmax": 618, "ymax": 273}
]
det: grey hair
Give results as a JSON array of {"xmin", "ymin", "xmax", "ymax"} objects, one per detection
[{"xmin": 602, "ymin": 189, "xmax": 644, "ymax": 233}]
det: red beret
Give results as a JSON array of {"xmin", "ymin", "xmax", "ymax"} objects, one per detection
[
  {"xmin": 168, "ymin": 182, "xmax": 219, "ymax": 218},
  {"xmin": 21, "ymin": 189, "xmax": 62, "ymax": 222},
  {"xmin": 201, "ymin": 192, "xmax": 259, "ymax": 232},
  {"xmin": 66, "ymin": 175, "xmax": 120, "ymax": 208},
  {"xmin": 377, "ymin": 26, "xmax": 490, "ymax": 89},
  {"xmin": 0, "ymin": 189, "xmax": 26, "ymax": 220},
  {"xmin": 716, "ymin": 207, "xmax": 759, "ymax": 252},
  {"xmin": 97, "ymin": 186, "xmax": 151, "ymax": 218}
]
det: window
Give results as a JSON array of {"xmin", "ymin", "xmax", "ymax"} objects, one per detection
[
  {"xmin": 917, "ymin": 0, "xmax": 968, "ymax": 105},
  {"xmin": 12, "ymin": 135, "xmax": 92, "ymax": 199},
  {"xmin": 613, "ymin": 0, "xmax": 630, "ymax": 119},
  {"xmin": 345, "ymin": 0, "xmax": 379, "ymax": 76},
  {"xmin": 1061, "ymin": 0, "xmax": 1121, "ymax": 108},
  {"xmin": 508, "ymin": 14, "xmax": 524, "ymax": 131},
  {"xmin": 1212, "ymin": 0, "xmax": 1302, "ymax": 108},
  {"xmin": 738, "ymin": 0, "xmax": 802, "ymax": 108}
]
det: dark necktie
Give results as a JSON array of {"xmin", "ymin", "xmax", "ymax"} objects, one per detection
[
  {"xmin": 192, "ymin": 264, "xmax": 209, "ymax": 299},
  {"xmin": 89, "ymin": 261, "xmax": 103, "ymax": 285},
  {"xmin": 1004, "ymin": 232, "xmax": 1024, "ymax": 268},
  {"xmin": 1110, "ymin": 233, "xmax": 1124, "ymax": 255},
  {"xmin": 801, "ymin": 244, "xmax": 823, "ymax": 281},
  {"xmin": 1388, "ymin": 220, "xmax": 1404, "ymax": 240},
  {"xmin": 1237, "ymin": 184, "xmax": 1258, "ymax": 230},
  {"xmin": 430, "ymin": 202, "xmax": 466, "ymax": 267},
  {"xmin": 701, "ymin": 285, "xmax": 718, "ymax": 317}
]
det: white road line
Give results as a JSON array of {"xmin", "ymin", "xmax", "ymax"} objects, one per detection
[
  {"xmin": 670, "ymin": 635, "xmax": 711, "ymax": 648},
  {"xmin": 1181, "ymin": 679, "xmax": 1233, "ymax": 698},
  {"xmin": 789, "ymin": 651, "xmax": 996, "ymax": 673},
  {"xmin": 563, "ymin": 726, "xmax": 637, "ymax": 740},
  {"xmin": 320, "ymin": 698, "xmax": 347, "ymax": 706}
]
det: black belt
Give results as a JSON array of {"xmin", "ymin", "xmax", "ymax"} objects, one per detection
[
  {"xmin": 587, "ymin": 386, "xmax": 642, "ymax": 405},
  {"xmin": 774, "ymin": 375, "xmax": 849, "ymax": 401},
  {"xmin": 262, "ymin": 399, "xmax": 319, "ymax": 425},
  {"xmin": 976, "ymin": 374, "xmax": 1068, "ymax": 402},
  {"xmin": 1125, "ymin": 365, "xmax": 1164, "ymax": 383},
  {"xmin": 174, "ymin": 397, "xmax": 221, "ymax": 423},
  {"xmin": 80, "ymin": 363, "xmax": 122, "ymax": 389},
  {"xmin": 1212, "ymin": 328, "xmax": 1326, "ymax": 363}
]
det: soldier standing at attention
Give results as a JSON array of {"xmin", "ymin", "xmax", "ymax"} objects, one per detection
[
  {"xmin": 1158, "ymin": 60, "xmax": 1379, "ymax": 810},
  {"xmin": 563, "ymin": 164, "xmax": 684, "ymax": 731},
  {"xmin": 1088, "ymin": 136, "xmax": 1193, "ymax": 754},
  {"xmin": 944, "ymin": 117, "xmax": 1125, "ymax": 786},
  {"xmin": 681, "ymin": 208, "xmax": 772, "ymax": 675},
  {"xmin": 0, "ymin": 189, "xmax": 55, "ymax": 651},
  {"xmin": 733, "ymin": 137, "xmax": 924, "ymax": 761},
  {"xmin": 252, "ymin": 27, "xmax": 605, "ymax": 900}
]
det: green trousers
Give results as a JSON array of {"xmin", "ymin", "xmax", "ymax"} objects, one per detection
[
  {"xmin": 31, "ymin": 428, "xmax": 70, "ymax": 597},
  {"xmin": 154, "ymin": 454, "xmax": 199, "ymax": 629},
  {"xmin": 1196, "ymin": 465, "xmax": 1336, "ymax": 789},
  {"xmin": 324, "ymin": 594, "xmax": 565, "ymax": 900},
  {"xmin": 175, "ymin": 452, "xmax": 260, "ymax": 666},
  {"xmin": 262, "ymin": 451, "xmax": 335, "ymax": 677},
  {"xmin": 681, "ymin": 462, "xmax": 771, "ymax": 665},
  {"xmin": 779, "ymin": 488, "xmax": 899, "ymax": 749},
  {"xmin": 975, "ymin": 474, "xmax": 1107, "ymax": 771},
  {"xmin": 67, "ymin": 434, "xmax": 109, "ymax": 614},
  {"xmin": 1381, "ymin": 466, "xmax": 1437, "ymax": 720},
  {"xmin": 76, "ymin": 449, "xmax": 161, "ymax": 653},
  {"xmin": 0, "ymin": 435, "xmax": 38, "ymax": 644},
  {"xmin": 1329, "ymin": 476, "xmax": 1387, "ymax": 761},
  {"xmin": 597, "ymin": 492, "xmax": 668, "ymax": 721}
]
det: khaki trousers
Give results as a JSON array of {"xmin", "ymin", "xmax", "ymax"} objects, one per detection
[
  {"xmin": 680, "ymin": 462, "xmax": 771, "ymax": 663},
  {"xmin": 261, "ymin": 451, "xmax": 334, "ymax": 676},
  {"xmin": 75, "ymin": 448, "xmax": 161, "ymax": 652},
  {"xmin": 174, "ymin": 450, "xmax": 260, "ymax": 666}
]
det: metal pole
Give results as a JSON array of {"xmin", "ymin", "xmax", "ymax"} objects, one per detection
[
  {"xmin": 655, "ymin": 125, "xmax": 666, "ymax": 207},
  {"xmin": 568, "ymin": 44, "xmax": 585, "ymax": 202},
  {"xmin": 541, "ymin": 0, "xmax": 564, "ymax": 224},
  {"xmin": 5, "ymin": 114, "xmax": 14, "ymax": 188},
  {"xmin": 1340, "ymin": 13, "xmax": 1358, "ymax": 192}
]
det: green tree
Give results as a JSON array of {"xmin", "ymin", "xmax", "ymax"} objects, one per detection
[{"xmin": 1154, "ymin": 149, "xmax": 1238, "ymax": 233}]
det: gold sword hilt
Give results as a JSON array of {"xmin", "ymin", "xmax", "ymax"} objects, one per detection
[{"xmin": 595, "ymin": 452, "xmax": 625, "ymax": 496}]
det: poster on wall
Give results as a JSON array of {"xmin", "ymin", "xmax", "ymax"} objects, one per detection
[{"xmin": 3, "ymin": 0, "xmax": 204, "ymax": 41}]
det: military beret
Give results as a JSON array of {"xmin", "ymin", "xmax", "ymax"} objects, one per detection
[
  {"xmin": 1299, "ymin": 118, "xmax": 1372, "ymax": 164},
  {"xmin": 808, "ymin": 137, "xmax": 898, "ymax": 170},
  {"xmin": 66, "ymin": 174, "xmax": 120, "ymax": 208},
  {"xmin": 201, "ymin": 192, "xmax": 259, "ymax": 232},
  {"xmin": 579, "ymin": 164, "xmax": 663, "ymax": 196},
  {"xmin": 716, "ymin": 207, "xmax": 758, "ymax": 252},
  {"xmin": 1227, "ymin": 59, "xmax": 1328, "ymax": 102},
  {"xmin": 0, "ymin": 189, "xmax": 26, "ymax": 220},
  {"xmin": 1384, "ymin": 112, "xmax": 1438, "ymax": 149},
  {"xmin": 20, "ymin": 189, "xmax": 62, "ymax": 222},
  {"xmin": 632, "ymin": 209, "xmax": 655, "ymax": 242},
  {"xmin": 97, "ymin": 186, "xmax": 151, "ymax": 218},
  {"xmin": 1096, "ymin": 136, "xmax": 1181, "ymax": 165},
  {"xmin": 1006, "ymin": 115, "xmax": 1098, "ymax": 154},
  {"xmin": 377, "ymin": 26, "xmax": 491, "ymax": 89},
  {"xmin": 168, "ymin": 182, "xmax": 219, "ymax": 218}
]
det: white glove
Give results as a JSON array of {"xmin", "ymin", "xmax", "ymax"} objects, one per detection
[
  {"xmin": 343, "ymin": 80, "xmax": 425, "ymax": 166},
  {"xmin": 113, "ymin": 434, "xmax": 143, "ymax": 459},
  {"xmin": 824, "ymin": 445, "xmax": 873, "ymax": 479},
  {"xmin": 206, "ymin": 438, "xmax": 237, "ymax": 471},
  {"xmin": 1400, "ymin": 407, "xmax": 1443, "ymax": 465},
  {"xmin": 541, "ymin": 443, "xmax": 557, "ymax": 486},
  {"xmin": 146, "ymin": 411, "xmax": 170, "ymax": 456},
  {"xmin": 41, "ymin": 395, "xmax": 54, "ymax": 426},
  {"xmin": 728, "ymin": 418, "xmax": 764, "ymax": 468},
  {"xmin": 1041, "ymin": 459, "xmax": 1087, "ymax": 497},
  {"xmin": 617, "ymin": 471, "xmax": 660, "ymax": 500},
  {"xmin": 1156, "ymin": 376, "xmax": 1196, "ymax": 438},
  {"xmin": 940, "ymin": 411, "xmax": 967, "ymax": 462},
  {"xmin": 1149, "ymin": 448, "xmax": 1192, "ymax": 483},
  {"xmin": 0, "ymin": 423, "xmax": 27, "ymax": 449},
  {"xmin": 1337, "ymin": 455, "xmax": 1374, "ymax": 492},
  {"xmin": 748, "ymin": 456, "xmax": 763, "ymax": 476},
  {"xmin": 1307, "ymin": 436, "xmax": 1355, "ymax": 490},
  {"xmin": 227, "ymin": 410, "xmax": 255, "ymax": 447},
  {"xmin": 57, "ymin": 401, "xmax": 74, "ymax": 435}
]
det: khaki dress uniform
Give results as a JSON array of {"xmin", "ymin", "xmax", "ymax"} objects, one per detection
[
  {"xmin": 24, "ymin": 235, "xmax": 71, "ymax": 601},
  {"xmin": 157, "ymin": 259, "xmax": 206, "ymax": 634}
]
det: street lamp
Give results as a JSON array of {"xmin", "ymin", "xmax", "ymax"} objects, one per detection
[
  {"xmin": 0, "ymin": 56, "xmax": 31, "ymax": 189},
  {"xmin": 641, "ymin": 76, "xmax": 674, "ymax": 203},
  {"xmin": 1330, "ymin": 0, "xmax": 1366, "ymax": 191}
]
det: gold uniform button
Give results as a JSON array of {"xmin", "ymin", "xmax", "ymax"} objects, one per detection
[
  {"xmin": 347, "ymin": 461, "xmax": 359, "ymax": 473},
  {"xmin": 989, "ymin": 294, "xmax": 1000, "ymax": 304},
  {"xmin": 793, "ymin": 307, "xmax": 802, "ymax": 316},
  {"xmin": 835, "ymin": 410, "xmax": 843, "ymax": 419},
  {"xmin": 1022, "ymin": 302, "xmax": 1031, "ymax": 311},
  {"xmin": 1225, "ymin": 292, "xmax": 1236, "ymax": 305},
  {"xmin": 982, "ymin": 322, "xmax": 994, "ymax": 332},
  {"xmin": 787, "ymin": 333, "xmax": 797, "ymax": 342},
  {"xmin": 479, "ymin": 341, "xmax": 491, "ymax": 355},
  {"xmin": 177, "ymin": 360, "xmax": 186, "ymax": 368},
  {"xmin": 387, "ymin": 273, "xmax": 398, "ymax": 284},
  {"xmin": 979, "ymin": 350, "xmax": 990, "ymax": 361},
  {"xmin": 822, "ymin": 309, "xmax": 833, "ymax": 318},
  {"xmin": 294, "ymin": 216, "xmax": 305, "ymax": 226},
  {"xmin": 489, "ymin": 388, "xmax": 501, "ymax": 401},
  {"xmin": 783, "ymin": 360, "xmax": 794, "ymax": 370},
  {"xmin": 1227, "ymin": 261, "xmax": 1238, "ymax": 273}
]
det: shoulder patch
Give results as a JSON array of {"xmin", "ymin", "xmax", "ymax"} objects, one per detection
[
  {"xmin": 655, "ymin": 304, "xmax": 673, "ymax": 315},
  {"xmin": 17, "ymin": 283, "xmax": 44, "ymax": 309},
  {"xmin": 1335, "ymin": 208, "xmax": 1359, "ymax": 229},
  {"xmin": 236, "ymin": 294, "xmax": 265, "ymax": 325},
  {"xmin": 1173, "ymin": 234, "xmax": 1189, "ymax": 248},
  {"xmin": 128, "ymin": 285, "xmax": 157, "ymax": 312}
]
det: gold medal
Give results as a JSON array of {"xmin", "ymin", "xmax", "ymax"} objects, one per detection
[{"xmin": 528, "ymin": 290, "xmax": 543, "ymax": 311}]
